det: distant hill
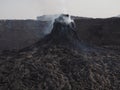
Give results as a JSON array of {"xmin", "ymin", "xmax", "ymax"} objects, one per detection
[{"xmin": 0, "ymin": 17, "xmax": 120, "ymax": 51}]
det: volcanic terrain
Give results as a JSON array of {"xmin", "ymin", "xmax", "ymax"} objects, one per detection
[{"xmin": 0, "ymin": 15, "xmax": 120, "ymax": 90}]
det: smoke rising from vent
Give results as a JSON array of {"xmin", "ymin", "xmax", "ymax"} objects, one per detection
[
  {"xmin": 42, "ymin": 14, "xmax": 60, "ymax": 35},
  {"xmin": 42, "ymin": 14, "xmax": 74, "ymax": 37},
  {"xmin": 39, "ymin": 0, "xmax": 74, "ymax": 37}
]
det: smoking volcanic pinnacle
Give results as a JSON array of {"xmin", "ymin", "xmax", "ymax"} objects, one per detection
[{"xmin": 38, "ymin": 14, "xmax": 83, "ymax": 50}]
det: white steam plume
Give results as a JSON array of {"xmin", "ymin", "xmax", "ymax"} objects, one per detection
[
  {"xmin": 39, "ymin": 0, "xmax": 74, "ymax": 36},
  {"xmin": 43, "ymin": 14, "xmax": 74, "ymax": 36},
  {"xmin": 43, "ymin": 14, "xmax": 60, "ymax": 35}
]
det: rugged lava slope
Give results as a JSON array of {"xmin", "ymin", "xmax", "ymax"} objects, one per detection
[{"xmin": 0, "ymin": 16, "xmax": 120, "ymax": 90}]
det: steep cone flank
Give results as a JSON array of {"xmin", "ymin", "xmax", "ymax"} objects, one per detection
[
  {"xmin": 19, "ymin": 14, "xmax": 83, "ymax": 52},
  {"xmin": 45, "ymin": 19, "xmax": 79, "ymax": 46},
  {"xmin": 35, "ymin": 14, "xmax": 86, "ymax": 51}
]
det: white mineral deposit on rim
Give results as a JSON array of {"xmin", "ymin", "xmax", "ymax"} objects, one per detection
[{"xmin": 55, "ymin": 14, "xmax": 74, "ymax": 24}]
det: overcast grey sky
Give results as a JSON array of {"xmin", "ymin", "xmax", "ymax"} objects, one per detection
[{"xmin": 0, "ymin": 0, "xmax": 120, "ymax": 19}]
